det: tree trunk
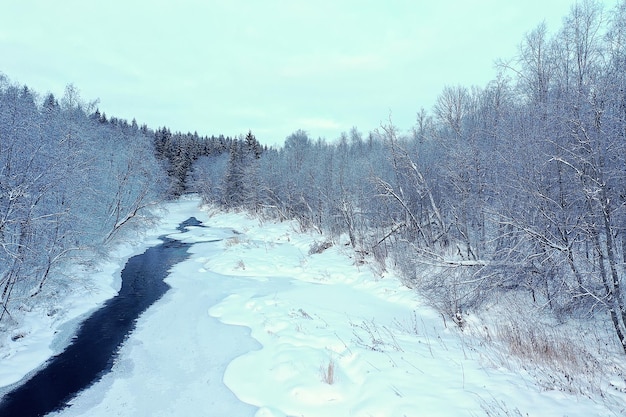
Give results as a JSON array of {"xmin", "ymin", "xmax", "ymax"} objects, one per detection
[{"xmin": 591, "ymin": 221, "xmax": 626, "ymax": 354}]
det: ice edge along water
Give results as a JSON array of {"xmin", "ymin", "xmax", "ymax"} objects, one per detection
[{"xmin": 2, "ymin": 197, "xmax": 624, "ymax": 417}]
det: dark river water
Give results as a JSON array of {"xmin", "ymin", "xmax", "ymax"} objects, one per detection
[{"xmin": 0, "ymin": 217, "xmax": 204, "ymax": 417}]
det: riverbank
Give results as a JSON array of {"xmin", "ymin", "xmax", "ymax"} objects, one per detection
[{"xmin": 0, "ymin": 197, "xmax": 203, "ymax": 395}]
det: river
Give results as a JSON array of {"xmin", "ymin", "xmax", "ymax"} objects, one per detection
[{"xmin": 0, "ymin": 217, "xmax": 203, "ymax": 417}]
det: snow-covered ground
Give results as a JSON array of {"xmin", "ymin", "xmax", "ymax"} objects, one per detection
[{"xmin": 1, "ymin": 197, "xmax": 624, "ymax": 416}]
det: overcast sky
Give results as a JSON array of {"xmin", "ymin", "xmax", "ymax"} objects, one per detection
[{"xmin": 0, "ymin": 0, "xmax": 608, "ymax": 146}]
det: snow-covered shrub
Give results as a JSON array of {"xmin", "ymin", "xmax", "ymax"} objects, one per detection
[{"xmin": 308, "ymin": 240, "xmax": 333, "ymax": 255}]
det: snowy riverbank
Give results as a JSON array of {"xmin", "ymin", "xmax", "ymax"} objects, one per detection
[
  {"xmin": 2, "ymin": 197, "xmax": 624, "ymax": 416},
  {"xmin": 0, "ymin": 198, "xmax": 202, "ymax": 395}
]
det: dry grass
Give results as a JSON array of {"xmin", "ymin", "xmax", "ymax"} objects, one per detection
[
  {"xmin": 308, "ymin": 239, "xmax": 333, "ymax": 255},
  {"xmin": 475, "ymin": 316, "xmax": 618, "ymax": 399},
  {"xmin": 352, "ymin": 318, "xmax": 403, "ymax": 353},
  {"xmin": 320, "ymin": 358, "xmax": 336, "ymax": 385},
  {"xmin": 472, "ymin": 396, "xmax": 526, "ymax": 417},
  {"xmin": 495, "ymin": 322, "xmax": 589, "ymax": 370},
  {"xmin": 224, "ymin": 236, "xmax": 241, "ymax": 247}
]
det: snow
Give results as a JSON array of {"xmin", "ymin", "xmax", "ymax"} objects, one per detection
[
  {"xmin": 0, "ymin": 231, "xmax": 152, "ymax": 391},
  {"xmin": 1, "ymin": 197, "xmax": 624, "ymax": 416}
]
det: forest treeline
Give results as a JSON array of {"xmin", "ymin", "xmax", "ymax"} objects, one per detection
[
  {"xmin": 192, "ymin": 0, "xmax": 626, "ymax": 354},
  {"xmin": 0, "ymin": 79, "xmax": 239, "ymax": 323},
  {"xmin": 3, "ymin": 0, "xmax": 626, "ymax": 356}
]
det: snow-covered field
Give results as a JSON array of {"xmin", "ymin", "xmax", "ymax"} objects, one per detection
[{"xmin": 1, "ymin": 197, "xmax": 624, "ymax": 416}]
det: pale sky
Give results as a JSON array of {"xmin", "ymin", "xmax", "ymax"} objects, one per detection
[{"xmin": 0, "ymin": 0, "xmax": 607, "ymax": 146}]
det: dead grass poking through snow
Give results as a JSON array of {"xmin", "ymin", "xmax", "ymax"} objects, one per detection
[
  {"xmin": 320, "ymin": 358, "xmax": 335, "ymax": 385},
  {"xmin": 495, "ymin": 322, "xmax": 588, "ymax": 370},
  {"xmin": 476, "ymin": 316, "xmax": 623, "ymax": 401},
  {"xmin": 224, "ymin": 236, "xmax": 241, "ymax": 247},
  {"xmin": 473, "ymin": 396, "xmax": 526, "ymax": 417}
]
